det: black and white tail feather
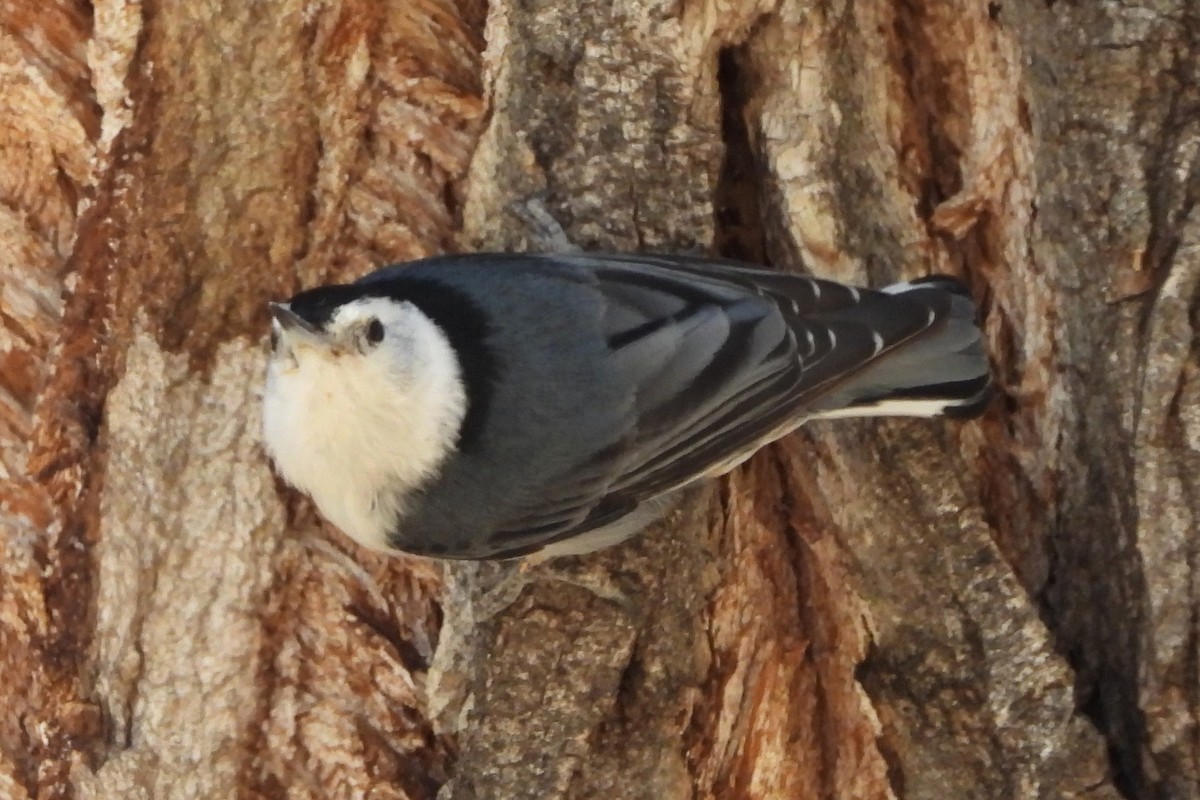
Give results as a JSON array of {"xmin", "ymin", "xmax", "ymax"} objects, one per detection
[
  {"xmin": 801, "ymin": 275, "xmax": 991, "ymax": 420},
  {"xmin": 264, "ymin": 252, "xmax": 992, "ymax": 560}
]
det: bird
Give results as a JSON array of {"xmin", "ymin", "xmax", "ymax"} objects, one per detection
[{"xmin": 262, "ymin": 252, "xmax": 990, "ymax": 561}]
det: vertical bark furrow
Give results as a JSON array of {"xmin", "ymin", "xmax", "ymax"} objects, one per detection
[
  {"xmin": 4, "ymin": 0, "xmax": 482, "ymax": 797},
  {"xmin": 297, "ymin": 0, "xmax": 484, "ymax": 287},
  {"xmin": 1008, "ymin": 3, "xmax": 1200, "ymax": 794},
  {"xmin": 0, "ymin": 3, "xmax": 101, "ymax": 795},
  {"xmin": 738, "ymin": 0, "xmax": 1121, "ymax": 796}
]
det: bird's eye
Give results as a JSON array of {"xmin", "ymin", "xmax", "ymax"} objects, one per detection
[{"xmin": 365, "ymin": 318, "xmax": 385, "ymax": 346}]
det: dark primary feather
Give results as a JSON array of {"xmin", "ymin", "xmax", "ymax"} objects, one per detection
[
  {"xmin": 523, "ymin": 255, "xmax": 980, "ymax": 512},
  {"xmin": 305, "ymin": 253, "xmax": 988, "ymax": 559}
]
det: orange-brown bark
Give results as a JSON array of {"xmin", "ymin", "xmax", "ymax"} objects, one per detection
[{"xmin": 2, "ymin": 0, "xmax": 1197, "ymax": 798}]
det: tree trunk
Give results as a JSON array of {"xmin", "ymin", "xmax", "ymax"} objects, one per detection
[{"xmin": 2, "ymin": 1, "xmax": 1196, "ymax": 798}]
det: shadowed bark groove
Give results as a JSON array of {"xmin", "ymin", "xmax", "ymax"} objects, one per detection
[
  {"xmin": 1, "ymin": 0, "xmax": 1197, "ymax": 798},
  {"xmin": 4, "ymin": 0, "xmax": 482, "ymax": 797}
]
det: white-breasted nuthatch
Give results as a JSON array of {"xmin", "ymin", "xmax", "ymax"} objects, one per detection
[{"xmin": 263, "ymin": 253, "xmax": 990, "ymax": 560}]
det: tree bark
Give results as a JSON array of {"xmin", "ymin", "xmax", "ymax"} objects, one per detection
[{"xmin": 2, "ymin": 1, "xmax": 1197, "ymax": 799}]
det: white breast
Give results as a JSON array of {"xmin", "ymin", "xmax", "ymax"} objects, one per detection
[{"xmin": 261, "ymin": 304, "xmax": 466, "ymax": 551}]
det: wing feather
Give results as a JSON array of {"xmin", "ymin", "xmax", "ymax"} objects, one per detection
[{"xmin": 481, "ymin": 255, "xmax": 950, "ymax": 553}]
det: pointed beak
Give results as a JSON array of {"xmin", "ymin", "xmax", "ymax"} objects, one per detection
[
  {"xmin": 269, "ymin": 302, "xmax": 317, "ymax": 334},
  {"xmin": 269, "ymin": 302, "xmax": 330, "ymax": 353}
]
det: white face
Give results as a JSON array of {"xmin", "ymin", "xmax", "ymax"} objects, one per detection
[{"xmin": 262, "ymin": 296, "xmax": 466, "ymax": 551}]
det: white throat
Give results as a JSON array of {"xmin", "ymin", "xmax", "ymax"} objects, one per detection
[{"xmin": 262, "ymin": 300, "xmax": 466, "ymax": 550}]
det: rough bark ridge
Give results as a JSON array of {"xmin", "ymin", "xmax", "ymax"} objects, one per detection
[
  {"xmin": 1, "ymin": 0, "xmax": 1197, "ymax": 799},
  {"xmin": 1007, "ymin": 4, "xmax": 1200, "ymax": 796},
  {"xmin": 2, "ymin": 0, "xmax": 482, "ymax": 797}
]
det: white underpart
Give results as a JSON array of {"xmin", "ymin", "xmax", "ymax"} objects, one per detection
[
  {"xmin": 809, "ymin": 398, "xmax": 955, "ymax": 419},
  {"xmin": 535, "ymin": 496, "xmax": 680, "ymax": 560},
  {"xmin": 881, "ymin": 281, "xmax": 915, "ymax": 295},
  {"xmin": 262, "ymin": 297, "xmax": 465, "ymax": 551},
  {"xmin": 701, "ymin": 394, "xmax": 954, "ymax": 485},
  {"xmin": 611, "ymin": 395, "xmax": 947, "ymax": 533}
]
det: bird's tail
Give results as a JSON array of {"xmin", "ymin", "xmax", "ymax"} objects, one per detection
[{"xmin": 807, "ymin": 276, "xmax": 992, "ymax": 420}]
